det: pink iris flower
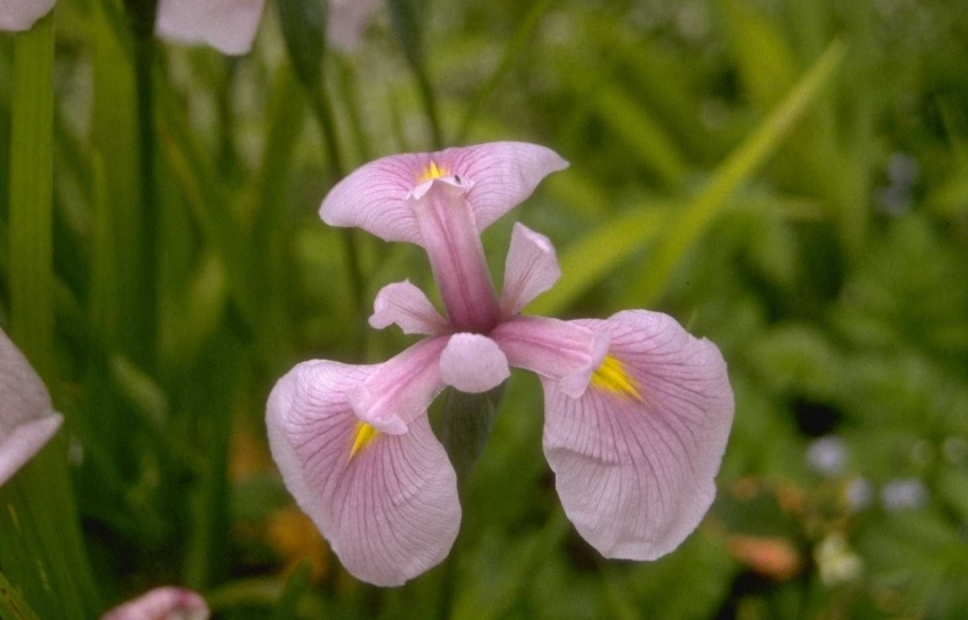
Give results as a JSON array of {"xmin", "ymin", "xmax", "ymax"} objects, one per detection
[
  {"xmin": 0, "ymin": 326, "xmax": 63, "ymax": 487},
  {"xmin": 101, "ymin": 586, "xmax": 208, "ymax": 620},
  {"xmin": 154, "ymin": 0, "xmax": 379, "ymax": 55},
  {"xmin": 266, "ymin": 141, "xmax": 734, "ymax": 586},
  {"xmin": 0, "ymin": 0, "xmax": 55, "ymax": 31}
]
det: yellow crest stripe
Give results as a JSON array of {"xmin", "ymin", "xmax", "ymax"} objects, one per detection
[
  {"xmin": 348, "ymin": 421, "xmax": 379, "ymax": 461},
  {"xmin": 590, "ymin": 355, "xmax": 643, "ymax": 402}
]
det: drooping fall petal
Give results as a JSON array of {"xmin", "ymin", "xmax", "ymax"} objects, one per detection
[
  {"xmin": 369, "ymin": 280, "xmax": 447, "ymax": 336},
  {"xmin": 0, "ymin": 0, "xmax": 55, "ymax": 31},
  {"xmin": 266, "ymin": 360, "xmax": 460, "ymax": 586},
  {"xmin": 100, "ymin": 587, "xmax": 208, "ymax": 620},
  {"xmin": 439, "ymin": 333, "xmax": 510, "ymax": 393},
  {"xmin": 319, "ymin": 141, "xmax": 567, "ymax": 243},
  {"xmin": 0, "ymin": 327, "xmax": 63, "ymax": 487},
  {"xmin": 501, "ymin": 222, "xmax": 562, "ymax": 314},
  {"xmin": 541, "ymin": 310, "xmax": 733, "ymax": 560},
  {"xmin": 155, "ymin": 0, "xmax": 266, "ymax": 55}
]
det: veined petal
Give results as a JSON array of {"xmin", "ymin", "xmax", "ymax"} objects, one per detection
[
  {"xmin": 319, "ymin": 142, "xmax": 567, "ymax": 243},
  {"xmin": 156, "ymin": 0, "xmax": 266, "ymax": 55},
  {"xmin": 0, "ymin": 0, "xmax": 55, "ymax": 31},
  {"xmin": 409, "ymin": 182, "xmax": 501, "ymax": 331},
  {"xmin": 501, "ymin": 223, "xmax": 562, "ymax": 314},
  {"xmin": 100, "ymin": 587, "xmax": 208, "ymax": 620},
  {"xmin": 369, "ymin": 280, "xmax": 447, "ymax": 336},
  {"xmin": 439, "ymin": 334, "xmax": 510, "ymax": 394},
  {"xmin": 542, "ymin": 310, "xmax": 733, "ymax": 560},
  {"xmin": 490, "ymin": 316, "xmax": 607, "ymax": 398},
  {"xmin": 327, "ymin": 0, "xmax": 380, "ymax": 52},
  {"xmin": 0, "ymin": 327, "xmax": 64, "ymax": 487},
  {"xmin": 350, "ymin": 337, "xmax": 448, "ymax": 434},
  {"xmin": 266, "ymin": 360, "xmax": 460, "ymax": 586},
  {"xmin": 441, "ymin": 142, "xmax": 568, "ymax": 231}
]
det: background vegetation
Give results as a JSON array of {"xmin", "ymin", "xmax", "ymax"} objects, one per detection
[{"xmin": 2, "ymin": 0, "xmax": 968, "ymax": 618}]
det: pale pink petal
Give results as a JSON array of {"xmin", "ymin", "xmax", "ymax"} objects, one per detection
[
  {"xmin": 266, "ymin": 360, "xmax": 460, "ymax": 586},
  {"xmin": 409, "ymin": 182, "xmax": 501, "ymax": 331},
  {"xmin": 327, "ymin": 0, "xmax": 380, "ymax": 52},
  {"xmin": 0, "ymin": 327, "xmax": 63, "ymax": 486},
  {"xmin": 439, "ymin": 334, "xmax": 510, "ymax": 394},
  {"xmin": 0, "ymin": 0, "xmax": 55, "ymax": 31},
  {"xmin": 436, "ymin": 142, "xmax": 568, "ymax": 230},
  {"xmin": 101, "ymin": 587, "xmax": 208, "ymax": 620},
  {"xmin": 542, "ymin": 310, "xmax": 733, "ymax": 560},
  {"xmin": 349, "ymin": 337, "xmax": 448, "ymax": 434},
  {"xmin": 501, "ymin": 223, "xmax": 562, "ymax": 314},
  {"xmin": 369, "ymin": 280, "xmax": 447, "ymax": 336},
  {"xmin": 490, "ymin": 315, "xmax": 607, "ymax": 398},
  {"xmin": 155, "ymin": 0, "xmax": 266, "ymax": 55},
  {"xmin": 319, "ymin": 142, "xmax": 567, "ymax": 242}
]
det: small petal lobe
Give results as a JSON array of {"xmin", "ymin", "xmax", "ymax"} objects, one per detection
[
  {"xmin": 100, "ymin": 586, "xmax": 209, "ymax": 620},
  {"xmin": 439, "ymin": 334, "xmax": 510, "ymax": 394},
  {"xmin": 369, "ymin": 280, "xmax": 447, "ymax": 336},
  {"xmin": 0, "ymin": 327, "xmax": 64, "ymax": 486},
  {"xmin": 501, "ymin": 223, "xmax": 561, "ymax": 314}
]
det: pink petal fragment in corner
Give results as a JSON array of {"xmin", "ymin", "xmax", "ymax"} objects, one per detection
[
  {"xmin": 439, "ymin": 334, "xmax": 510, "ymax": 394},
  {"xmin": 369, "ymin": 280, "xmax": 447, "ymax": 336},
  {"xmin": 100, "ymin": 586, "xmax": 208, "ymax": 620},
  {"xmin": 0, "ymin": 327, "xmax": 63, "ymax": 487},
  {"xmin": 501, "ymin": 223, "xmax": 562, "ymax": 315},
  {"xmin": 266, "ymin": 360, "xmax": 460, "ymax": 586},
  {"xmin": 0, "ymin": 0, "xmax": 56, "ymax": 32},
  {"xmin": 541, "ymin": 310, "xmax": 733, "ymax": 561},
  {"xmin": 155, "ymin": 0, "xmax": 266, "ymax": 55}
]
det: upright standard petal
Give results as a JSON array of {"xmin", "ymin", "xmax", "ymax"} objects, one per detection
[
  {"xmin": 155, "ymin": 0, "xmax": 266, "ymax": 55},
  {"xmin": 0, "ymin": 327, "xmax": 63, "ymax": 486},
  {"xmin": 0, "ymin": 0, "xmax": 56, "ymax": 31},
  {"xmin": 369, "ymin": 280, "xmax": 447, "ymax": 336},
  {"xmin": 319, "ymin": 142, "xmax": 567, "ymax": 243},
  {"xmin": 501, "ymin": 223, "xmax": 562, "ymax": 315},
  {"xmin": 267, "ymin": 360, "xmax": 460, "ymax": 586},
  {"xmin": 541, "ymin": 310, "xmax": 733, "ymax": 560},
  {"xmin": 100, "ymin": 587, "xmax": 208, "ymax": 620},
  {"xmin": 409, "ymin": 182, "xmax": 501, "ymax": 331}
]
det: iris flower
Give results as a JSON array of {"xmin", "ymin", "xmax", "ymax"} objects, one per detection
[
  {"xmin": 101, "ymin": 586, "xmax": 208, "ymax": 620},
  {"xmin": 266, "ymin": 142, "xmax": 734, "ymax": 586},
  {"xmin": 0, "ymin": 0, "xmax": 55, "ymax": 31},
  {"xmin": 0, "ymin": 326, "xmax": 63, "ymax": 487}
]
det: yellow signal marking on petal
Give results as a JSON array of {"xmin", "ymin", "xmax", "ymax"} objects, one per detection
[
  {"xmin": 348, "ymin": 421, "xmax": 380, "ymax": 461},
  {"xmin": 590, "ymin": 355, "xmax": 643, "ymax": 402},
  {"xmin": 417, "ymin": 160, "xmax": 449, "ymax": 183}
]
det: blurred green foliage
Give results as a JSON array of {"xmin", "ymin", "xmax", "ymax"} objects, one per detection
[{"xmin": 2, "ymin": 0, "xmax": 968, "ymax": 618}]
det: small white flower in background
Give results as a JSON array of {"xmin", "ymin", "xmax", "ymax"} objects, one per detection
[
  {"xmin": 814, "ymin": 533, "xmax": 862, "ymax": 585},
  {"xmin": 327, "ymin": 0, "xmax": 381, "ymax": 52},
  {"xmin": 880, "ymin": 477, "xmax": 929, "ymax": 511},
  {"xmin": 806, "ymin": 435, "xmax": 848, "ymax": 477},
  {"xmin": 843, "ymin": 477, "xmax": 874, "ymax": 512},
  {"xmin": 0, "ymin": 326, "xmax": 64, "ymax": 487},
  {"xmin": 0, "ymin": 0, "xmax": 55, "ymax": 31}
]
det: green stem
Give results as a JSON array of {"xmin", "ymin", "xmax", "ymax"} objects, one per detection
[
  {"xmin": 1, "ymin": 12, "xmax": 99, "ymax": 619},
  {"xmin": 133, "ymin": 29, "xmax": 157, "ymax": 370}
]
